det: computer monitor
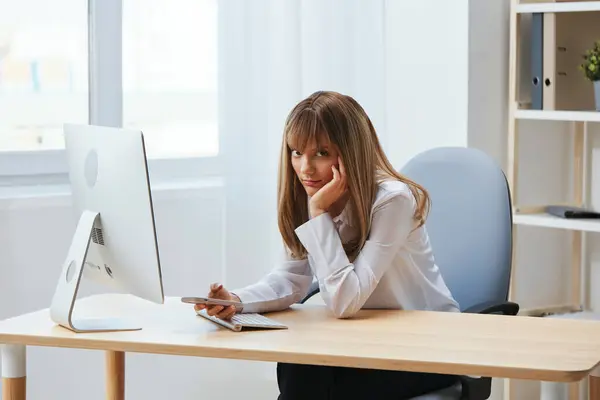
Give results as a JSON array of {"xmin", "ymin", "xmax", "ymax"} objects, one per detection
[{"xmin": 49, "ymin": 123, "xmax": 165, "ymax": 333}]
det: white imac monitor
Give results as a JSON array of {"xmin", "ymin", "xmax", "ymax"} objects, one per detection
[{"xmin": 50, "ymin": 123, "xmax": 165, "ymax": 333}]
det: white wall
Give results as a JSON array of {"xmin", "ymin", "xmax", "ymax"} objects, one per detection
[
  {"xmin": 385, "ymin": 0, "xmax": 471, "ymax": 167},
  {"xmin": 1, "ymin": 1, "xmax": 592, "ymax": 399},
  {"xmin": 468, "ymin": 0, "xmax": 509, "ymax": 169}
]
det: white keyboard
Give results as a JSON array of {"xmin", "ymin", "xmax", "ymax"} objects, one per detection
[{"xmin": 197, "ymin": 309, "xmax": 288, "ymax": 332}]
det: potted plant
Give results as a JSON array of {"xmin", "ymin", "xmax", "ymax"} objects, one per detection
[{"xmin": 580, "ymin": 40, "xmax": 600, "ymax": 111}]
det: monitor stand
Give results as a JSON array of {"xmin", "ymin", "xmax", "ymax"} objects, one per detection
[{"xmin": 50, "ymin": 210, "xmax": 142, "ymax": 333}]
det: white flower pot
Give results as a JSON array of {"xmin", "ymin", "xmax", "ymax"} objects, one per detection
[{"xmin": 595, "ymin": 80, "xmax": 600, "ymax": 111}]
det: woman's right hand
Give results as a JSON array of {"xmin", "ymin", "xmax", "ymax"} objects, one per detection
[{"xmin": 193, "ymin": 283, "xmax": 240, "ymax": 320}]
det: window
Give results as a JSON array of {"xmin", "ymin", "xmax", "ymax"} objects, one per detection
[
  {"xmin": 0, "ymin": 0, "xmax": 220, "ymax": 182},
  {"xmin": 123, "ymin": 0, "xmax": 218, "ymax": 159},
  {"xmin": 0, "ymin": 0, "xmax": 88, "ymax": 152}
]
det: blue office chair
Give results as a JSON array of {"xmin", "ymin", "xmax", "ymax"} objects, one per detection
[{"xmin": 299, "ymin": 147, "xmax": 519, "ymax": 400}]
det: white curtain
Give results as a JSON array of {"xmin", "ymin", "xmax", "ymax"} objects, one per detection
[{"xmin": 218, "ymin": 0, "xmax": 388, "ymax": 288}]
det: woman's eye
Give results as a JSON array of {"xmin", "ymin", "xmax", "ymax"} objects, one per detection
[
  {"xmin": 291, "ymin": 150, "xmax": 301, "ymax": 157},
  {"xmin": 316, "ymin": 150, "xmax": 329, "ymax": 157}
]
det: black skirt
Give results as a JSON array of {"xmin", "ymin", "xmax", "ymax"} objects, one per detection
[{"xmin": 276, "ymin": 362, "xmax": 459, "ymax": 400}]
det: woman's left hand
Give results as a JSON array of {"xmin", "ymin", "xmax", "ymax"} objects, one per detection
[{"xmin": 309, "ymin": 157, "xmax": 347, "ymax": 218}]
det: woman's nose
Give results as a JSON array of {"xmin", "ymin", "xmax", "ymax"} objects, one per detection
[{"xmin": 300, "ymin": 158, "xmax": 314, "ymax": 175}]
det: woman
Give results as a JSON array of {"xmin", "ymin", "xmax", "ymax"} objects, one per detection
[{"xmin": 195, "ymin": 91, "xmax": 460, "ymax": 399}]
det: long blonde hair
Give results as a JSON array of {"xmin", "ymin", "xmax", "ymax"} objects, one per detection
[{"xmin": 277, "ymin": 91, "xmax": 430, "ymax": 260}]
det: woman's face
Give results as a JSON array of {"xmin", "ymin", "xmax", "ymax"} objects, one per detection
[{"xmin": 290, "ymin": 137, "xmax": 339, "ymax": 197}]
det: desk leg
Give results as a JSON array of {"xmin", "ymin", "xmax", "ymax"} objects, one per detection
[
  {"xmin": 590, "ymin": 365, "xmax": 600, "ymax": 400},
  {"xmin": 105, "ymin": 351, "xmax": 125, "ymax": 400},
  {"xmin": 1, "ymin": 344, "xmax": 26, "ymax": 400}
]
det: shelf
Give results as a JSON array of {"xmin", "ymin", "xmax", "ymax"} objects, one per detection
[
  {"xmin": 519, "ymin": 303, "xmax": 582, "ymax": 317},
  {"xmin": 515, "ymin": 110, "xmax": 600, "ymax": 122},
  {"xmin": 516, "ymin": 1, "xmax": 600, "ymax": 13},
  {"xmin": 543, "ymin": 310, "xmax": 600, "ymax": 320},
  {"xmin": 513, "ymin": 213, "xmax": 600, "ymax": 233}
]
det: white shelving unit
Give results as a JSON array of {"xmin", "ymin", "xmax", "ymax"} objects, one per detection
[
  {"xmin": 515, "ymin": 109, "xmax": 600, "ymax": 122},
  {"xmin": 516, "ymin": 1, "xmax": 600, "ymax": 13},
  {"xmin": 513, "ymin": 213, "xmax": 600, "ymax": 233},
  {"xmin": 507, "ymin": 1, "xmax": 600, "ymax": 399}
]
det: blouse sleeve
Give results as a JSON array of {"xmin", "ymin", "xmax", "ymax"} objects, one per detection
[
  {"xmin": 230, "ymin": 248, "xmax": 314, "ymax": 314},
  {"xmin": 294, "ymin": 192, "xmax": 415, "ymax": 318}
]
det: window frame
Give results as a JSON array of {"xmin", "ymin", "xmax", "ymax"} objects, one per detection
[{"xmin": 0, "ymin": 0, "xmax": 221, "ymax": 186}]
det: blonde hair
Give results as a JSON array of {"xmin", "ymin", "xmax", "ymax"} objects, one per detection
[{"xmin": 277, "ymin": 91, "xmax": 430, "ymax": 260}]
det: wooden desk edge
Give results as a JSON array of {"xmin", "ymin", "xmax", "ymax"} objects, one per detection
[{"xmin": 0, "ymin": 333, "xmax": 595, "ymax": 383}]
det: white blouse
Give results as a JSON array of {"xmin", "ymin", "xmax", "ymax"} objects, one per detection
[{"xmin": 232, "ymin": 180, "xmax": 460, "ymax": 318}]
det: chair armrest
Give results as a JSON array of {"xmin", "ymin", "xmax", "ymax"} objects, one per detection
[
  {"xmin": 298, "ymin": 281, "xmax": 320, "ymax": 304},
  {"xmin": 459, "ymin": 376, "xmax": 492, "ymax": 400},
  {"xmin": 463, "ymin": 301, "xmax": 519, "ymax": 316}
]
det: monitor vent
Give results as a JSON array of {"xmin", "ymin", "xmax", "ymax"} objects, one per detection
[{"xmin": 91, "ymin": 227, "xmax": 105, "ymax": 246}]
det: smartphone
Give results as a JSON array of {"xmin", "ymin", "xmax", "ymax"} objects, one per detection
[{"xmin": 181, "ymin": 296, "xmax": 242, "ymax": 309}]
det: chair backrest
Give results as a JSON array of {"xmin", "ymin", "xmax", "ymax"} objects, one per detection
[{"xmin": 400, "ymin": 147, "xmax": 513, "ymax": 311}]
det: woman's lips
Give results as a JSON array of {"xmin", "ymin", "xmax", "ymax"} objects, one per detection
[{"xmin": 303, "ymin": 180, "xmax": 321, "ymax": 187}]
